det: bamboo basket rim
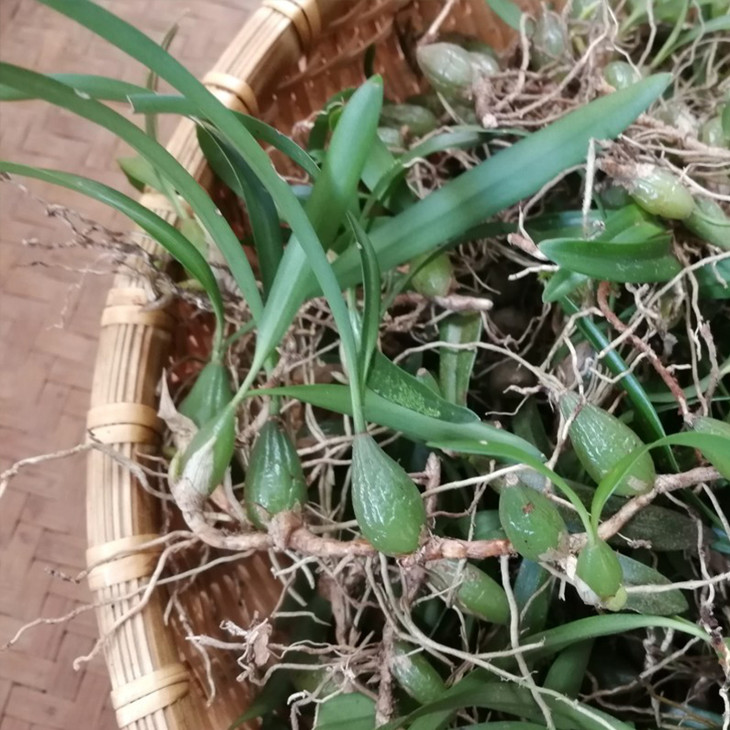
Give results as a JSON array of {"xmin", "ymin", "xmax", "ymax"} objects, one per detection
[{"xmin": 85, "ymin": 2, "xmax": 518, "ymax": 728}]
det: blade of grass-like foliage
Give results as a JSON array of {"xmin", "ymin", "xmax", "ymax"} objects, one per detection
[
  {"xmin": 36, "ymin": 0, "xmax": 324, "ymax": 216},
  {"xmin": 655, "ymin": 14, "xmax": 730, "ymax": 64},
  {"xmin": 0, "ymin": 62, "xmax": 264, "ymax": 324},
  {"xmin": 392, "ymin": 614, "xmax": 712, "ymax": 730},
  {"xmin": 542, "ymin": 269, "xmax": 590, "ymax": 303},
  {"xmin": 543, "ymin": 641, "xmax": 593, "ymax": 698},
  {"xmin": 131, "ymin": 72, "xmax": 670, "ymax": 372},
  {"xmin": 249, "ymin": 384, "xmax": 542, "ymax": 459},
  {"xmin": 0, "ymin": 161, "xmax": 225, "ymax": 337},
  {"xmin": 307, "ymin": 88, "xmax": 353, "ymax": 152},
  {"xmin": 142, "ymin": 23, "xmax": 186, "ymax": 220},
  {"xmin": 197, "ymin": 127, "xmax": 283, "ymax": 297},
  {"xmin": 526, "ymin": 209, "xmax": 606, "ymax": 241},
  {"xmin": 649, "ymin": 0, "xmax": 689, "ymax": 68},
  {"xmin": 539, "ymin": 234, "xmax": 681, "ymax": 282},
  {"xmin": 250, "ymin": 77, "xmax": 383, "ymax": 412},
  {"xmin": 607, "ymin": 220, "xmax": 667, "ymax": 243},
  {"xmin": 367, "ymin": 352, "xmax": 478, "ymax": 425},
  {"xmin": 34, "ymin": 0, "xmax": 369, "ymax": 414},
  {"xmin": 398, "ymin": 613, "xmax": 711, "ymax": 728},
  {"xmin": 361, "ymin": 136, "xmax": 413, "ymax": 213},
  {"xmin": 0, "ymin": 73, "xmax": 146, "ymax": 101},
  {"xmin": 617, "ymin": 554, "xmax": 688, "ymax": 615},
  {"xmin": 117, "ymin": 155, "xmax": 161, "ymax": 192},
  {"xmin": 366, "ymin": 127, "xmax": 498, "ymax": 213},
  {"xmin": 382, "ymin": 677, "xmax": 632, "ymax": 730},
  {"xmin": 128, "ymin": 93, "xmax": 321, "ymax": 178},
  {"xmin": 407, "ymin": 614, "xmax": 710, "ymax": 715},
  {"xmin": 521, "ymin": 613, "xmax": 710, "ymax": 661},
  {"xmin": 439, "ymin": 313, "xmax": 483, "ymax": 406},
  {"xmin": 144, "ymin": 22, "xmax": 177, "ymax": 140},
  {"xmin": 347, "ymin": 213, "xmax": 381, "ymax": 389},
  {"xmin": 597, "ymin": 204, "xmax": 654, "ymax": 240},
  {"xmin": 591, "ymin": 431, "xmax": 730, "ymax": 531},
  {"xmin": 317, "ymin": 74, "xmax": 671, "ymax": 296},
  {"xmin": 315, "ymin": 693, "xmax": 375, "ymax": 730},
  {"xmin": 40, "ymin": 2, "xmax": 672, "ymax": 436},
  {"xmin": 459, "ymin": 720, "xmax": 545, "ymax": 730},
  {"xmin": 559, "ymin": 295, "xmax": 678, "ymax": 470},
  {"xmin": 484, "ymin": 0, "xmax": 524, "ymax": 31}
]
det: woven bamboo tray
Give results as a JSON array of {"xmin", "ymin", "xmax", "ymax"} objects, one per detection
[{"xmin": 85, "ymin": 1, "xmax": 524, "ymax": 728}]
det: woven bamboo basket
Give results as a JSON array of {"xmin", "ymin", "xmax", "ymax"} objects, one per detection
[{"xmin": 85, "ymin": 1, "xmax": 526, "ymax": 727}]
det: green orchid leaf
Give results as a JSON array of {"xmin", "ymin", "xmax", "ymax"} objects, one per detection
[
  {"xmin": 617, "ymin": 554, "xmax": 689, "ymax": 615},
  {"xmin": 540, "ymin": 234, "xmax": 681, "ymax": 283}
]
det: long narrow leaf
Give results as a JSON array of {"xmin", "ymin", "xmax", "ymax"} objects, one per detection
[
  {"xmin": 321, "ymin": 74, "xmax": 672, "ymax": 296},
  {"xmin": 142, "ymin": 23, "xmax": 184, "ymax": 219},
  {"xmin": 382, "ymin": 677, "xmax": 632, "ymax": 730},
  {"xmin": 367, "ymin": 352, "xmax": 478, "ymax": 425},
  {"xmin": 127, "ymin": 94, "xmax": 320, "ymax": 178},
  {"xmin": 198, "ymin": 128, "xmax": 283, "ymax": 297},
  {"xmin": 0, "ymin": 73, "xmax": 146, "ymax": 101},
  {"xmin": 347, "ymin": 213, "xmax": 381, "ymax": 388},
  {"xmin": 484, "ymin": 0, "xmax": 524, "ymax": 30},
  {"xmin": 250, "ymin": 383, "xmax": 541, "ymax": 459},
  {"xmin": 251, "ymin": 77, "xmax": 383, "ymax": 385},
  {"xmin": 521, "ymin": 614, "xmax": 710, "ymax": 661},
  {"xmin": 126, "ymin": 66, "xmax": 670, "ymax": 355},
  {"xmin": 361, "ymin": 136, "xmax": 413, "ymax": 213},
  {"xmin": 0, "ymin": 62, "xmax": 264, "ymax": 323},
  {"xmin": 540, "ymin": 234, "xmax": 681, "ymax": 283},
  {"xmin": 39, "ymin": 0, "xmax": 369, "ymax": 394},
  {"xmin": 117, "ymin": 155, "xmax": 162, "ymax": 193},
  {"xmin": 661, "ymin": 15, "xmax": 730, "ymax": 60},
  {"xmin": 368, "ymin": 127, "xmax": 497, "ymax": 211},
  {"xmin": 0, "ymin": 161, "xmax": 225, "ymax": 326}
]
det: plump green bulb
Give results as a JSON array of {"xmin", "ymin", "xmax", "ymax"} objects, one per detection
[
  {"xmin": 560, "ymin": 391, "xmax": 655, "ymax": 495},
  {"xmin": 700, "ymin": 117, "xmax": 728, "ymax": 149},
  {"xmin": 410, "ymin": 251, "xmax": 453, "ymax": 297},
  {"xmin": 416, "ymin": 43, "xmax": 474, "ymax": 98},
  {"xmin": 531, "ymin": 11, "xmax": 568, "ymax": 70},
  {"xmin": 180, "ymin": 405, "xmax": 236, "ymax": 496},
  {"xmin": 351, "ymin": 433, "xmax": 426, "ymax": 555},
  {"xmin": 469, "ymin": 51, "xmax": 499, "ymax": 77},
  {"xmin": 390, "ymin": 641, "xmax": 445, "ymax": 704},
  {"xmin": 628, "ymin": 165, "xmax": 695, "ymax": 220},
  {"xmin": 427, "ymin": 559, "xmax": 510, "ymax": 624},
  {"xmin": 244, "ymin": 419, "xmax": 308, "ymax": 528},
  {"xmin": 603, "ymin": 61, "xmax": 641, "ymax": 90},
  {"xmin": 499, "ymin": 484, "xmax": 568, "ymax": 561},
  {"xmin": 576, "ymin": 539, "xmax": 626, "ymax": 609},
  {"xmin": 179, "ymin": 360, "xmax": 234, "ymax": 428},
  {"xmin": 380, "ymin": 103, "xmax": 439, "ymax": 137},
  {"xmin": 684, "ymin": 197, "xmax": 730, "ymax": 250}
]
